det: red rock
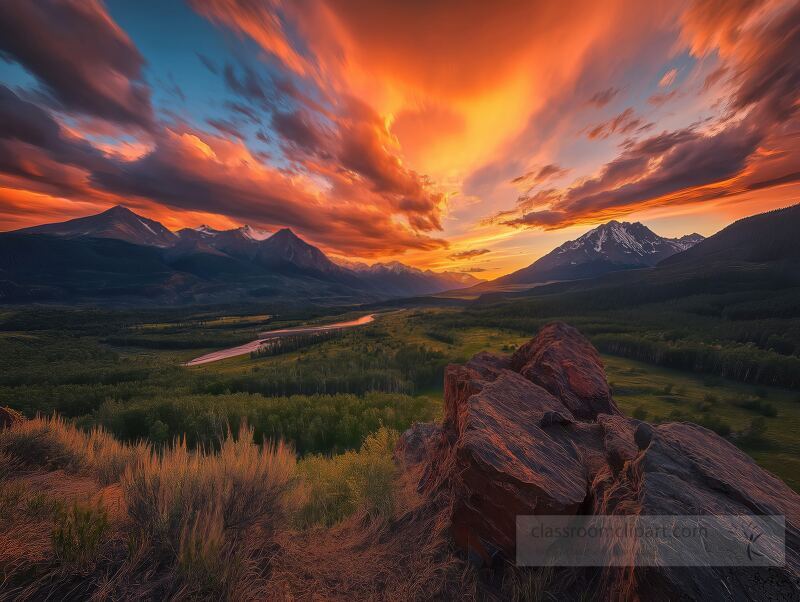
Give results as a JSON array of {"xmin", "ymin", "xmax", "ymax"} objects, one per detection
[
  {"xmin": 511, "ymin": 321, "xmax": 619, "ymax": 419},
  {"xmin": 398, "ymin": 322, "xmax": 800, "ymax": 599}
]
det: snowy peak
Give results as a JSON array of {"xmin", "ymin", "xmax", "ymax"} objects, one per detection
[
  {"xmin": 194, "ymin": 225, "xmax": 220, "ymax": 237},
  {"xmin": 499, "ymin": 219, "xmax": 704, "ymax": 285},
  {"xmin": 671, "ymin": 233, "xmax": 705, "ymax": 251},
  {"xmin": 239, "ymin": 224, "xmax": 272, "ymax": 241}
]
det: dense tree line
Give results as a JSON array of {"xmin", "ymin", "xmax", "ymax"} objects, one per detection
[
  {"xmin": 90, "ymin": 392, "xmax": 437, "ymax": 455},
  {"xmin": 250, "ymin": 329, "xmax": 344, "ymax": 358},
  {"xmin": 592, "ymin": 334, "xmax": 800, "ymax": 388}
]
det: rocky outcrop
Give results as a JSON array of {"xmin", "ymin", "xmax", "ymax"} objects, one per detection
[
  {"xmin": 0, "ymin": 406, "xmax": 23, "ymax": 430},
  {"xmin": 398, "ymin": 322, "xmax": 800, "ymax": 601},
  {"xmin": 510, "ymin": 322, "xmax": 619, "ymax": 418}
]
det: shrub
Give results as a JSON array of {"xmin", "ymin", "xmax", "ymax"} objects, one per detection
[
  {"xmin": 739, "ymin": 417, "xmax": 770, "ymax": 447},
  {"xmin": 295, "ymin": 427, "xmax": 398, "ymax": 528},
  {"xmin": 734, "ymin": 399, "xmax": 778, "ymax": 417}
]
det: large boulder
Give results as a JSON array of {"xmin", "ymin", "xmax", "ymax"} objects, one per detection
[{"xmin": 398, "ymin": 322, "xmax": 800, "ymax": 600}]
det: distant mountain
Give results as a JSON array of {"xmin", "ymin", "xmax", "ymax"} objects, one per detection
[
  {"xmin": 476, "ymin": 203, "xmax": 800, "ymax": 310},
  {"xmin": 19, "ymin": 205, "xmax": 178, "ymax": 248},
  {"xmin": 1, "ymin": 206, "xmax": 480, "ymax": 304},
  {"xmin": 345, "ymin": 261, "xmax": 483, "ymax": 296},
  {"xmin": 177, "ymin": 225, "xmax": 273, "ymax": 261},
  {"xmin": 659, "ymin": 204, "xmax": 800, "ymax": 267},
  {"xmin": 496, "ymin": 220, "xmax": 704, "ymax": 285}
]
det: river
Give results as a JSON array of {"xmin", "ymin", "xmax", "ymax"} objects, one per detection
[{"xmin": 184, "ymin": 313, "xmax": 375, "ymax": 366}]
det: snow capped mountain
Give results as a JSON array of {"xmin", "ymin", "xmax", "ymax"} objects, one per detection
[
  {"xmin": 672, "ymin": 233, "xmax": 705, "ymax": 251},
  {"xmin": 497, "ymin": 220, "xmax": 704, "ymax": 285},
  {"xmin": 183, "ymin": 224, "xmax": 272, "ymax": 241},
  {"xmin": 193, "ymin": 225, "xmax": 220, "ymax": 237},
  {"xmin": 239, "ymin": 224, "xmax": 272, "ymax": 241}
]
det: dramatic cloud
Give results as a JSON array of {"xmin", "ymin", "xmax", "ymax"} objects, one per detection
[
  {"xmin": 0, "ymin": 0, "xmax": 153, "ymax": 129},
  {"xmin": 586, "ymin": 108, "xmax": 653, "ymax": 140},
  {"xmin": 648, "ymin": 89, "xmax": 679, "ymax": 106},
  {"xmin": 449, "ymin": 248, "xmax": 491, "ymax": 260},
  {"xmin": 511, "ymin": 164, "xmax": 569, "ymax": 186},
  {"xmin": 0, "ymin": 85, "xmax": 110, "ymax": 196},
  {"xmin": 658, "ymin": 68, "xmax": 678, "ymax": 87},
  {"xmin": 494, "ymin": 0, "xmax": 800, "ymax": 231},
  {"xmin": 1, "ymin": 0, "xmax": 798, "ymax": 275}
]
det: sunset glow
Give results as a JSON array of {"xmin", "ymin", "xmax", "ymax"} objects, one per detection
[{"xmin": 1, "ymin": 0, "xmax": 799, "ymax": 278}]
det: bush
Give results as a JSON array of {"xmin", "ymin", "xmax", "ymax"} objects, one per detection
[
  {"xmin": 734, "ymin": 399, "xmax": 778, "ymax": 417},
  {"xmin": 295, "ymin": 427, "xmax": 398, "ymax": 528},
  {"xmin": 739, "ymin": 417, "xmax": 770, "ymax": 447}
]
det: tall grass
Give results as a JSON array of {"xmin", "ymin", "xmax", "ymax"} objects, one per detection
[
  {"xmin": 0, "ymin": 414, "xmax": 413, "ymax": 599},
  {"xmin": 0, "ymin": 414, "xmax": 150, "ymax": 484},
  {"xmin": 121, "ymin": 424, "xmax": 296, "ymax": 597}
]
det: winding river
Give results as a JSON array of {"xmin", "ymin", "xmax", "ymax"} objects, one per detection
[{"xmin": 184, "ymin": 313, "xmax": 375, "ymax": 366}]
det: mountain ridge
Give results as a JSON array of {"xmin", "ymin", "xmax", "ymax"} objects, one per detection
[
  {"xmin": 495, "ymin": 219, "xmax": 704, "ymax": 285},
  {"xmin": 2, "ymin": 206, "xmax": 482, "ymax": 302}
]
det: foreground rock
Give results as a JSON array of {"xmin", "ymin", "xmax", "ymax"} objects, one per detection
[
  {"xmin": 0, "ymin": 406, "xmax": 23, "ymax": 430},
  {"xmin": 398, "ymin": 322, "xmax": 800, "ymax": 601}
]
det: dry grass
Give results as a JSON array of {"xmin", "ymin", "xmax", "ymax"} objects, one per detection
[
  {"xmin": 121, "ymin": 424, "xmax": 296, "ymax": 598},
  {"xmin": 268, "ymin": 459, "xmax": 478, "ymax": 600},
  {"xmin": 0, "ymin": 414, "xmax": 150, "ymax": 485},
  {"xmin": 0, "ymin": 414, "xmax": 474, "ymax": 600}
]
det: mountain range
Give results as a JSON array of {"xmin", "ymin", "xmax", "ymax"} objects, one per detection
[
  {"xmin": 495, "ymin": 220, "xmax": 704, "ymax": 285},
  {"xmin": 1, "ymin": 206, "xmax": 481, "ymax": 304},
  {"xmin": 3, "ymin": 203, "xmax": 797, "ymax": 306}
]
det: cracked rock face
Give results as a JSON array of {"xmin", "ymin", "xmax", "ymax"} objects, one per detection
[{"xmin": 398, "ymin": 322, "xmax": 800, "ymax": 600}]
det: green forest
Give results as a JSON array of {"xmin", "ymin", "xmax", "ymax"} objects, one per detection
[{"xmin": 2, "ymin": 282, "xmax": 800, "ymax": 489}]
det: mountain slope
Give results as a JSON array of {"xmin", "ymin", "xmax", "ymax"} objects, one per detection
[
  {"xmin": 659, "ymin": 203, "xmax": 800, "ymax": 267},
  {"xmin": 19, "ymin": 205, "xmax": 178, "ymax": 248},
  {"xmin": 496, "ymin": 220, "xmax": 703, "ymax": 285}
]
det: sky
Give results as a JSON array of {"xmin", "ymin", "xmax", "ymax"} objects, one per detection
[{"xmin": 0, "ymin": 0, "xmax": 799, "ymax": 278}]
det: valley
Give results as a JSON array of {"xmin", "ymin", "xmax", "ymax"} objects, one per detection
[
  {"xmin": 3, "ymin": 203, "xmax": 800, "ymax": 599},
  {"xmin": 2, "ymin": 294, "xmax": 798, "ymax": 489}
]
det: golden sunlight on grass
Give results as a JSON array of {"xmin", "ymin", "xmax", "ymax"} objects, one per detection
[{"xmin": 0, "ymin": 414, "xmax": 471, "ymax": 599}]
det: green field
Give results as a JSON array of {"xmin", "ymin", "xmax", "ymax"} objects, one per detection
[{"xmin": 1, "ymin": 304, "xmax": 798, "ymax": 489}]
